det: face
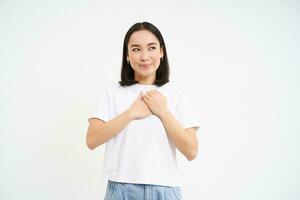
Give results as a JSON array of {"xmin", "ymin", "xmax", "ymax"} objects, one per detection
[{"xmin": 126, "ymin": 30, "xmax": 164, "ymax": 82}]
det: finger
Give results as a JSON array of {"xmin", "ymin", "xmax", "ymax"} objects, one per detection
[
  {"xmin": 150, "ymin": 90, "xmax": 158, "ymax": 98},
  {"xmin": 137, "ymin": 91, "xmax": 143, "ymax": 100},
  {"xmin": 142, "ymin": 95, "xmax": 149, "ymax": 103},
  {"xmin": 147, "ymin": 90, "xmax": 155, "ymax": 96},
  {"xmin": 151, "ymin": 90, "xmax": 156, "ymax": 95},
  {"xmin": 154, "ymin": 90, "xmax": 162, "ymax": 96},
  {"xmin": 155, "ymin": 90, "xmax": 164, "ymax": 97},
  {"xmin": 143, "ymin": 94, "xmax": 152, "ymax": 102},
  {"xmin": 143, "ymin": 94, "xmax": 150, "ymax": 99},
  {"xmin": 145, "ymin": 91, "xmax": 152, "ymax": 97}
]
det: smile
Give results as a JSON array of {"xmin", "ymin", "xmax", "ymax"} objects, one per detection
[{"xmin": 139, "ymin": 64, "xmax": 151, "ymax": 69}]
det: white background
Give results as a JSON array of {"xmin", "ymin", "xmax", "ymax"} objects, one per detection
[{"xmin": 1, "ymin": 0, "xmax": 299, "ymax": 199}]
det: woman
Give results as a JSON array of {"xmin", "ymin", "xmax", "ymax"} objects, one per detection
[{"xmin": 86, "ymin": 21, "xmax": 200, "ymax": 200}]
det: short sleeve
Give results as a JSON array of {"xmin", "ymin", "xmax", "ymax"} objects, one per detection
[
  {"xmin": 88, "ymin": 87, "xmax": 110, "ymax": 123},
  {"xmin": 175, "ymin": 94, "xmax": 200, "ymax": 132}
]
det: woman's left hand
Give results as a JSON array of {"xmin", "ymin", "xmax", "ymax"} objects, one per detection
[{"xmin": 142, "ymin": 90, "xmax": 168, "ymax": 118}]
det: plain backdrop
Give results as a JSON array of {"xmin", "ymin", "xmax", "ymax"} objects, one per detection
[{"xmin": 1, "ymin": 0, "xmax": 299, "ymax": 199}]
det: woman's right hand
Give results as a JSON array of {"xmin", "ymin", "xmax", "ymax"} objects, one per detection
[{"xmin": 128, "ymin": 92, "xmax": 152, "ymax": 120}]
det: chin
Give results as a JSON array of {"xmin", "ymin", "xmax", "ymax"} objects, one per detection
[{"xmin": 138, "ymin": 70, "xmax": 154, "ymax": 77}]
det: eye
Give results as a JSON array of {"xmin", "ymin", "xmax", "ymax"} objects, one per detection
[
  {"xmin": 149, "ymin": 46, "xmax": 156, "ymax": 50},
  {"xmin": 132, "ymin": 48, "xmax": 140, "ymax": 52}
]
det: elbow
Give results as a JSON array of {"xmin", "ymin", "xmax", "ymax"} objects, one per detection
[
  {"xmin": 87, "ymin": 145, "xmax": 96, "ymax": 151},
  {"xmin": 86, "ymin": 134, "xmax": 105, "ymax": 150},
  {"xmin": 186, "ymin": 152, "xmax": 197, "ymax": 161},
  {"xmin": 86, "ymin": 137, "xmax": 96, "ymax": 150},
  {"xmin": 186, "ymin": 147, "xmax": 198, "ymax": 161}
]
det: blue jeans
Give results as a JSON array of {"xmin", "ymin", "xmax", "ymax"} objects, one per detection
[{"xmin": 104, "ymin": 180, "xmax": 183, "ymax": 200}]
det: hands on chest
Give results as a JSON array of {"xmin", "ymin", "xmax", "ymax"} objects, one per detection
[{"xmin": 129, "ymin": 90, "xmax": 168, "ymax": 120}]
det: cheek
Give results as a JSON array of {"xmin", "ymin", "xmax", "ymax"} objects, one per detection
[
  {"xmin": 128, "ymin": 51, "xmax": 139, "ymax": 59},
  {"xmin": 151, "ymin": 54, "xmax": 160, "ymax": 62},
  {"xmin": 129, "ymin": 54, "xmax": 138, "ymax": 62},
  {"xmin": 154, "ymin": 55, "xmax": 162, "ymax": 64}
]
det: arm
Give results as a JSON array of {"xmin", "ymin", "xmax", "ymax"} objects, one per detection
[
  {"xmin": 159, "ymin": 110, "xmax": 198, "ymax": 161},
  {"xmin": 142, "ymin": 90, "xmax": 198, "ymax": 161},
  {"xmin": 86, "ymin": 92, "xmax": 151, "ymax": 150},
  {"xmin": 86, "ymin": 110, "xmax": 133, "ymax": 150}
]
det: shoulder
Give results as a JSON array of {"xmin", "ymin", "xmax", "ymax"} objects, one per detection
[
  {"xmin": 160, "ymin": 82, "xmax": 185, "ymax": 98},
  {"xmin": 94, "ymin": 81, "xmax": 120, "ymax": 99},
  {"xmin": 101, "ymin": 81, "xmax": 123, "ymax": 92}
]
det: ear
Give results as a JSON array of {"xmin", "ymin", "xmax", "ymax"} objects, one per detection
[{"xmin": 160, "ymin": 46, "xmax": 164, "ymax": 58}]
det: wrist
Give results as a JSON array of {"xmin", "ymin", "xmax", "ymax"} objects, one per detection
[
  {"xmin": 125, "ymin": 109, "xmax": 135, "ymax": 121},
  {"xmin": 158, "ymin": 108, "xmax": 171, "ymax": 119}
]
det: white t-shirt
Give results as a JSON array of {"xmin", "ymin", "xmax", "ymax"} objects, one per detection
[{"xmin": 88, "ymin": 81, "xmax": 200, "ymax": 187}]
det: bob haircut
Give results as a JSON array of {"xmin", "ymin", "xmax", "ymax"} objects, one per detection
[{"xmin": 119, "ymin": 22, "xmax": 170, "ymax": 86}]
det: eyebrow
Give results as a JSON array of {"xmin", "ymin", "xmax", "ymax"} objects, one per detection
[{"xmin": 129, "ymin": 43, "xmax": 158, "ymax": 48}]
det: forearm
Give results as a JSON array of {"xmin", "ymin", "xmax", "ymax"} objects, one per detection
[
  {"xmin": 87, "ymin": 110, "xmax": 133, "ymax": 149},
  {"xmin": 159, "ymin": 110, "xmax": 198, "ymax": 161}
]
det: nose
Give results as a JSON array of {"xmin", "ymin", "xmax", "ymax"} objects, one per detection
[{"xmin": 140, "ymin": 51, "xmax": 149, "ymax": 61}]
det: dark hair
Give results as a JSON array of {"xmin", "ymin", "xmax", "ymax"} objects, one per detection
[{"xmin": 119, "ymin": 22, "xmax": 170, "ymax": 86}]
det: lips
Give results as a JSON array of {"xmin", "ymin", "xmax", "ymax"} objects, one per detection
[{"xmin": 139, "ymin": 64, "xmax": 151, "ymax": 69}]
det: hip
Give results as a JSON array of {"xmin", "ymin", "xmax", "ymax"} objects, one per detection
[{"xmin": 104, "ymin": 180, "xmax": 182, "ymax": 200}]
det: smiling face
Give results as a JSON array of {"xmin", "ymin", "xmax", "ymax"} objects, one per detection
[{"xmin": 126, "ymin": 30, "xmax": 164, "ymax": 84}]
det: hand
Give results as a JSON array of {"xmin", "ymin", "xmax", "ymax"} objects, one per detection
[
  {"xmin": 142, "ymin": 89, "xmax": 168, "ymax": 118},
  {"xmin": 128, "ymin": 92, "xmax": 152, "ymax": 120}
]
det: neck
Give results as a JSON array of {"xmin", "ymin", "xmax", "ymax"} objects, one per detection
[{"xmin": 135, "ymin": 75, "xmax": 156, "ymax": 85}]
